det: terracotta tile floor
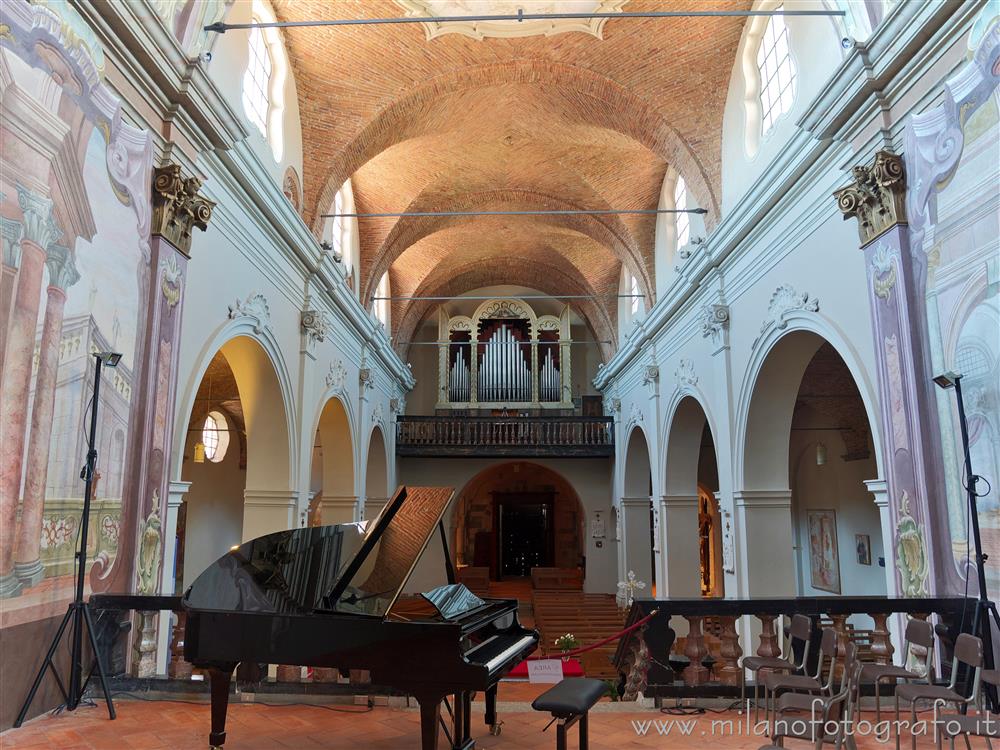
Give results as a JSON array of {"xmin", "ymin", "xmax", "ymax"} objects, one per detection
[{"xmin": 3, "ymin": 696, "xmax": 992, "ymax": 749}]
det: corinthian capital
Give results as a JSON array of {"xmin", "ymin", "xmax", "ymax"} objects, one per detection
[
  {"xmin": 16, "ymin": 185, "xmax": 61, "ymax": 250},
  {"xmin": 834, "ymin": 150, "xmax": 907, "ymax": 246},
  {"xmin": 151, "ymin": 163, "xmax": 215, "ymax": 256},
  {"xmin": 44, "ymin": 244, "xmax": 81, "ymax": 291}
]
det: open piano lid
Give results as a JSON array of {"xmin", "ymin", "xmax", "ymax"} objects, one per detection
[{"xmin": 182, "ymin": 486, "xmax": 456, "ymax": 618}]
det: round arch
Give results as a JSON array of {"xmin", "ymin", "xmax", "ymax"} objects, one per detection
[
  {"xmin": 363, "ymin": 424, "xmax": 390, "ymax": 520},
  {"xmin": 622, "ymin": 425, "xmax": 653, "ymax": 499},
  {"xmin": 735, "ymin": 314, "xmax": 884, "ymax": 491},
  {"xmin": 310, "ymin": 395, "xmax": 357, "ymax": 525},
  {"xmin": 172, "ymin": 320, "xmax": 297, "ymax": 487},
  {"xmin": 450, "ymin": 461, "xmax": 585, "ymax": 580}
]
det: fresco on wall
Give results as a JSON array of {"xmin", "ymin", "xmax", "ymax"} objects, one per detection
[
  {"xmin": 0, "ymin": 3, "xmax": 152, "ymax": 631},
  {"xmin": 909, "ymin": 7, "xmax": 1000, "ymax": 598}
]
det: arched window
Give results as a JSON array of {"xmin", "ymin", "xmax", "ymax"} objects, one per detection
[
  {"xmin": 202, "ymin": 410, "xmax": 231, "ymax": 463},
  {"xmin": 756, "ymin": 8, "xmax": 796, "ymax": 135},
  {"xmin": 674, "ymin": 176, "xmax": 690, "ymax": 249},
  {"xmin": 331, "ymin": 189, "xmax": 344, "ymax": 253},
  {"xmin": 374, "ymin": 272, "xmax": 390, "ymax": 329},
  {"xmin": 242, "ymin": 22, "xmax": 272, "ymax": 137},
  {"xmin": 630, "ymin": 275, "xmax": 640, "ymax": 315}
]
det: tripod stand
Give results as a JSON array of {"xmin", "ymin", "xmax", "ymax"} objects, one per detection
[
  {"xmin": 14, "ymin": 353, "xmax": 121, "ymax": 728},
  {"xmin": 935, "ymin": 371, "xmax": 1000, "ymax": 712}
]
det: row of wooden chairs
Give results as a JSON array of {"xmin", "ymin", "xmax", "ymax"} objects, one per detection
[{"xmin": 749, "ymin": 619, "xmax": 998, "ymax": 750}]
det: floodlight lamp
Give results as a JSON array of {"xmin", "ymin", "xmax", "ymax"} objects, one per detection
[
  {"xmin": 933, "ymin": 371, "xmax": 961, "ymax": 389},
  {"xmin": 95, "ymin": 352, "xmax": 123, "ymax": 367}
]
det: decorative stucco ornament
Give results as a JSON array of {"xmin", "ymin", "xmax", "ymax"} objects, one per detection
[
  {"xmin": 721, "ymin": 510, "xmax": 735, "ymax": 574},
  {"xmin": 870, "ymin": 241, "xmax": 897, "ymax": 302},
  {"xmin": 834, "ymin": 150, "xmax": 907, "ymax": 246},
  {"xmin": 326, "ymin": 360, "xmax": 347, "ymax": 393},
  {"xmin": 372, "ymin": 403, "xmax": 384, "ymax": 425},
  {"xmin": 675, "ymin": 358, "xmax": 697, "ymax": 388},
  {"xmin": 701, "ymin": 304, "xmax": 730, "ymax": 342},
  {"xmin": 895, "ymin": 491, "xmax": 929, "ymax": 597},
  {"xmin": 300, "ymin": 309, "xmax": 329, "ymax": 344},
  {"xmin": 151, "ymin": 164, "xmax": 215, "ymax": 256},
  {"xmin": 228, "ymin": 292, "xmax": 270, "ymax": 333},
  {"xmin": 159, "ymin": 254, "xmax": 182, "ymax": 309},
  {"xmin": 136, "ymin": 499, "xmax": 162, "ymax": 595}
]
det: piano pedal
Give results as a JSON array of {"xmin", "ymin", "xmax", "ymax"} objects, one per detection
[{"xmin": 489, "ymin": 720, "xmax": 503, "ymax": 736}]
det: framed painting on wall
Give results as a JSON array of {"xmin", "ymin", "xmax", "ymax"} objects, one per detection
[
  {"xmin": 808, "ymin": 510, "xmax": 841, "ymax": 594},
  {"xmin": 856, "ymin": 534, "xmax": 872, "ymax": 566}
]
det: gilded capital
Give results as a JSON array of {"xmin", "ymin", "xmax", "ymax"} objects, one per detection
[
  {"xmin": 834, "ymin": 150, "xmax": 907, "ymax": 246},
  {"xmin": 151, "ymin": 163, "xmax": 215, "ymax": 256}
]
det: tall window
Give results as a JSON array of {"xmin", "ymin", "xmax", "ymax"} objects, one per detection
[
  {"xmin": 674, "ymin": 176, "xmax": 690, "ymax": 248},
  {"xmin": 756, "ymin": 8, "xmax": 796, "ymax": 135},
  {"xmin": 331, "ymin": 190, "xmax": 344, "ymax": 252},
  {"xmin": 630, "ymin": 275, "xmax": 640, "ymax": 315},
  {"xmin": 375, "ymin": 272, "xmax": 390, "ymax": 329},
  {"xmin": 242, "ymin": 23, "xmax": 272, "ymax": 136}
]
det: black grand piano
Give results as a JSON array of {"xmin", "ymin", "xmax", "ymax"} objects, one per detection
[{"xmin": 183, "ymin": 486, "xmax": 537, "ymax": 749}]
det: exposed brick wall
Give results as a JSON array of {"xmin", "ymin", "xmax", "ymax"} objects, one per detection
[{"xmin": 274, "ymin": 0, "xmax": 748, "ymax": 347}]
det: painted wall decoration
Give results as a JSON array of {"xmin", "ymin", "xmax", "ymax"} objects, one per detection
[
  {"xmin": 905, "ymin": 6, "xmax": 1000, "ymax": 598},
  {"xmin": 807, "ymin": 509, "xmax": 841, "ymax": 594},
  {"xmin": 0, "ymin": 1, "xmax": 153, "ymax": 631}
]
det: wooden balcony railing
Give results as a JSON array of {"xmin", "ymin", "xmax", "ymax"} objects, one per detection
[
  {"xmin": 395, "ymin": 415, "xmax": 614, "ymax": 457},
  {"xmin": 613, "ymin": 596, "xmax": 974, "ymax": 700}
]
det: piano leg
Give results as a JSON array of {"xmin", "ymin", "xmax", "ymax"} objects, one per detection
[
  {"xmin": 417, "ymin": 695, "xmax": 442, "ymax": 750},
  {"xmin": 485, "ymin": 684, "xmax": 502, "ymax": 736},
  {"xmin": 207, "ymin": 664, "xmax": 236, "ymax": 749}
]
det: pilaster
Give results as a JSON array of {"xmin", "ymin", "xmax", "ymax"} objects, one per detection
[
  {"xmin": 243, "ymin": 490, "xmax": 298, "ymax": 541},
  {"xmin": 659, "ymin": 494, "xmax": 701, "ymax": 598},
  {"xmin": 619, "ymin": 496, "xmax": 653, "ymax": 593},
  {"xmin": 318, "ymin": 494, "xmax": 361, "ymax": 525},
  {"xmin": 155, "ymin": 480, "xmax": 190, "ymax": 675},
  {"xmin": 732, "ymin": 490, "xmax": 795, "ymax": 597},
  {"xmin": 835, "ymin": 150, "xmax": 939, "ymax": 596}
]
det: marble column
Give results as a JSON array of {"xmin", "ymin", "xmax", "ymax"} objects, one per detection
[
  {"xmin": 0, "ymin": 187, "xmax": 61, "ymax": 598},
  {"xmin": 0, "ymin": 217, "xmax": 24, "ymax": 382},
  {"xmin": 14, "ymin": 245, "xmax": 80, "ymax": 586}
]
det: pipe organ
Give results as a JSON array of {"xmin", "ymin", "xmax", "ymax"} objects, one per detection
[{"xmin": 437, "ymin": 298, "xmax": 574, "ymax": 410}]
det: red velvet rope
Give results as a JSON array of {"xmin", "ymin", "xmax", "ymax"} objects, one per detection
[{"xmin": 526, "ymin": 607, "xmax": 660, "ymax": 660}]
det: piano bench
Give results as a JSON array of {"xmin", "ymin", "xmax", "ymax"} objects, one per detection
[{"xmin": 531, "ymin": 677, "xmax": 606, "ymax": 750}]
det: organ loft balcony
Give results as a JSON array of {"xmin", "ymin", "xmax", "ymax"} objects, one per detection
[
  {"xmin": 397, "ymin": 297, "xmax": 613, "ymax": 457},
  {"xmin": 395, "ymin": 414, "xmax": 614, "ymax": 458}
]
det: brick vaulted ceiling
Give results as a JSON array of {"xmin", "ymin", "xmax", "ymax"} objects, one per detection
[{"xmin": 273, "ymin": 0, "xmax": 750, "ymax": 354}]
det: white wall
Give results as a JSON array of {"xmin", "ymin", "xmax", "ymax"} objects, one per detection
[{"xmin": 180, "ymin": 425, "xmax": 245, "ymax": 587}]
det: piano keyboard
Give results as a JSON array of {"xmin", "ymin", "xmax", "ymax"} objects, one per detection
[{"xmin": 467, "ymin": 633, "xmax": 537, "ymax": 673}]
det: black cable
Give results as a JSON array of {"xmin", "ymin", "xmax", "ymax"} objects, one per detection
[{"xmin": 113, "ymin": 690, "xmax": 374, "ymax": 713}]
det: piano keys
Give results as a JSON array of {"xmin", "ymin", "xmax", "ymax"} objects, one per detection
[{"xmin": 183, "ymin": 486, "xmax": 538, "ymax": 749}]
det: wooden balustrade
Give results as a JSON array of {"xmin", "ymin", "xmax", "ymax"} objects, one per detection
[
  {"xmin": 396, "ymin": 415, "xmax": 614, "ymax": 457},
  {"xmin": 613, "ymin": 596, "xmax": 974, "ymax": 699}
]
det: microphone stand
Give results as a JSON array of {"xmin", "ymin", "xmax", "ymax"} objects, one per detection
[{"xmin": 15, "ymin": 354, "xmax": 116, "ymax": 727}]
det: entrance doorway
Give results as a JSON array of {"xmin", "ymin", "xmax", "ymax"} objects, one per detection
[{"xmin": 495, "ymin": 491, "xmax": 554, "ymax": 578}]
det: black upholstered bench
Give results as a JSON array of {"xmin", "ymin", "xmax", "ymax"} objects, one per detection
[{"xmin": 531, "ymin": 677, "xmax": 606, "ymax": 750}]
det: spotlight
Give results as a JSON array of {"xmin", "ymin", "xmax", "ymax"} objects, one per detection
[
  {"xmin": 95, "ymin": 351, "xmax": 122, "ymax": 367},
  {"xmin": 933, "ymin": 371, "xmax": 960, "ymax": 389},
  {"xmin": 841, "ymin": 37, "xmax": 853, "ymax": 49}
]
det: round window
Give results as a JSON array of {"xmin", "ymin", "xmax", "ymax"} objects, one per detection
[{"xmin": 202, "ymin": 410, "xmax": 230, "ymax": 463}]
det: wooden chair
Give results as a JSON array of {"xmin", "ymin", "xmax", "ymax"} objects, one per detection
[
  {"xmin": 742, "ymin": 614, "xmax": 813, "ymax": 723},
  {"xmin": 894, "ymin": 633, "xmax": 983, "ymax": 750}
]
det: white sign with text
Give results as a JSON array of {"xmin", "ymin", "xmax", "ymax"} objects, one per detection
[{"xmin": 527, "ymin": 659, "xmax": 564, "ymax": 683}]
